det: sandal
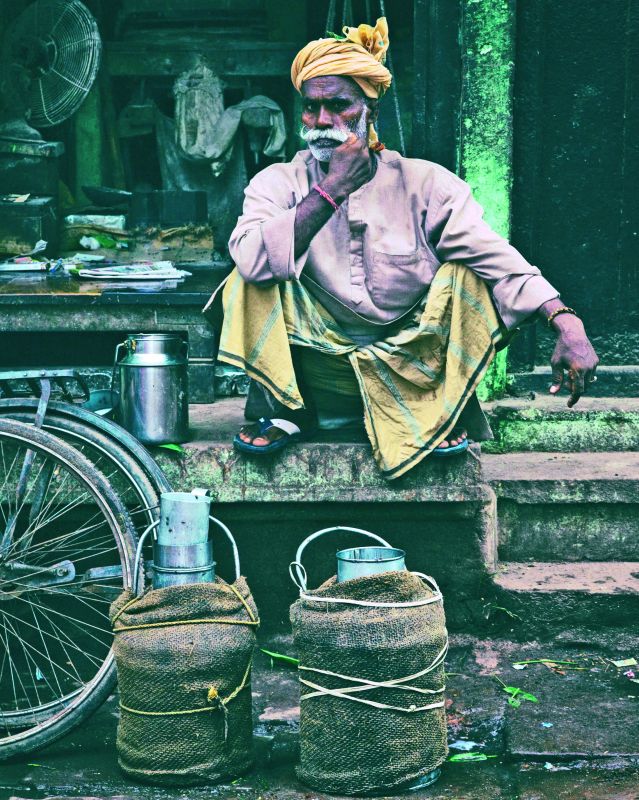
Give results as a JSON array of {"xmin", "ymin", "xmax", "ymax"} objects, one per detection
[
  {"xmin": 233, "ymin": 417, "xmax": 301, "ymax": 455},
  {"xmin": 432, "ymin": 427, "xmax": 469, "ymax": 458}
]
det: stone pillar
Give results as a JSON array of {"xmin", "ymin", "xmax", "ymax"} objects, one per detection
[{"xmin": 459, "ymin": 0, "xmax": 516, "ymax": 400}]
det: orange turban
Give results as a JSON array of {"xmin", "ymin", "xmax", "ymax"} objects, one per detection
[{"xmin": 291, "ymin": 17, "xmax": 392, "ymax": 146}]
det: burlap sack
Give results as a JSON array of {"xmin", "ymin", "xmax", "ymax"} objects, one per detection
[
  {"xmin": 110, "ymin": 577, "xmax": 258, "ymax": 786},
  {"xmin": 290, "ymin": 570, "xmax": 448, "ymax": 796}
]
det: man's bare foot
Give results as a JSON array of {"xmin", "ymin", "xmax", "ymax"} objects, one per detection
[{"xmin": 437, "ymin": 429, "xmax": 467, "ymax": 450}]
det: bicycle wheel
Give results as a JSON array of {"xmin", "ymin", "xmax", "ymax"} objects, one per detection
[
  {"xmin": 0, "ymin": 410, "xmax": 161, "ymax": 540},
  {"xmin": 0, "ymin": 419, "xmax": 138, "ymax": 760},
  {"xmin": 0, "ymin": 399, "xmax": 172, "ymax": 497}
]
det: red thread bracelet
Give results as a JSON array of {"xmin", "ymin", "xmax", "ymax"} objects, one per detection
[{"xmin": 312, "ymin": 184, "xmax": 340, "ymax": 212}]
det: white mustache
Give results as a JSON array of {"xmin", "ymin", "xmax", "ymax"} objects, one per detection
[{"xmin": 300, "ymin": 126, "xmax": 349, "ymax": 144}]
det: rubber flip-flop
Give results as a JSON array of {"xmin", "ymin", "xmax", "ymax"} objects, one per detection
[
  {"xmin": 432, "ymin": 429, "xmax": 469, "ymax": 458},
  {"xmin": 233, "ymin": 417, "xmax": 301, "ymax": 455}
]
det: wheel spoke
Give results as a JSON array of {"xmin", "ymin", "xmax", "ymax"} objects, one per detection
[{"xmin": 0, "ymin": 419, "xmax": 139, "ymax": 753}]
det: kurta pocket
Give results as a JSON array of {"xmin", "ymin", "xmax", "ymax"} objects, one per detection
[{"xmin": 368, "ymin": 248, "xmax": 435, "ymax": 311}]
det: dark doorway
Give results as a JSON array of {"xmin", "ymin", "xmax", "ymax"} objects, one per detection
[{"xmin": 510, "ymin": 0, "xmax": 639, "ymax": 370}]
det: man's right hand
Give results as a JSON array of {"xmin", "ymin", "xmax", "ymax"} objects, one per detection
[{"xmin": 321, "ymin": 134, "xmax": 373, "ymax": 201}]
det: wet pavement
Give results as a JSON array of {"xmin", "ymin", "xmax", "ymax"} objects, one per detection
[{"xmin": 2, "ymin": 637, "xmax": 638, "ymax": 800}]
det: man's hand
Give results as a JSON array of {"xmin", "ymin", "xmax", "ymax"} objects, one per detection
[
  {"xmin": 321, "ymin": 134, "xmax": 373, "ymax": 201},
  {"xmin": 546, "ymin": 312, "xmax": 599, "ymax": 407}
]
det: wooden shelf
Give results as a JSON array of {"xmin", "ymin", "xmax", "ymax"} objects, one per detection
[{"xmin": 105, "ymin": 39, "xmax": 298, "ymax": 78}]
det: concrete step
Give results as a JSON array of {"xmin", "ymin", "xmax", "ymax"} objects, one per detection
[
  {"xmin": 481, "ymin": 396, "xmax": 639, "ymax": 453},
  {"xmin": 484, "ymin": 452, "xmax": 639, "ymax": 562},
  {"xmin": 509, "ymin": 365, "xmax": 639, "ymax": 398},
  {"xmin": 155, "ymin": 399, "xmax": 497, "ymax": 635},
  {"xmin": 495, "ymin": 561, "xmax": 639, "ymax": 594},
  {"xmin": 154, "ymin": 401, "xmax": 639, "ymax": 640},
  {"xmin": 491, "ymin": 561, "xmax": 639, "ymax": 638}
]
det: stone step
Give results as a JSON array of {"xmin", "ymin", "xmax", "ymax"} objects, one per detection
[
  {"xmin": 484, "ymin": 452, "xmax": 639, "ymax": 562},
  {"xmin": 156, "ymin": 399, "xmax": 497, "ymax": 635},
  {"xmin": 495, "ymin": 561, "xmax": 639, "ymax": 594},
  {"xmin": 509, "ymin": 365, "xmax": 639, "ymax": 398},
  {"xmin": 491, "ymin": 561, "xmax": 639, "ymax": 638},
  {"xmin": 482, "ymin": 396, "xmax": 639, "ymax": 453}
]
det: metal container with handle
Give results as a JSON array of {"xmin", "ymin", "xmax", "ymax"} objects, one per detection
[
  {"xmin": 290, "ymin": 526, "xmax": 406, "ymax": 590},
  {"xmin": 289, "ymin": 526, "xmax": 445, "ymax": 794},
  {"xmin": 115, "ymin": 333, "xmax": 189, "ymax": 445},
  {"xmin": 133, "ymin": 489, "xmax": 241, "ymax": 591}
]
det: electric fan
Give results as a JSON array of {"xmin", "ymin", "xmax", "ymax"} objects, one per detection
[{"xmin": 0, "ymin": 0, "xmax": 101, "ymax": 132}]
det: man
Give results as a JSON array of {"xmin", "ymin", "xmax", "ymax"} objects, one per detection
[{"xmin": 215, "ymin": 18, "xmax": 598, "ymax": 479}]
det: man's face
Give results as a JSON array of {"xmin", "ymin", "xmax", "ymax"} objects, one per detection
[{"xmin": 300, "ymin": 75, "xmax": 372, "ymax": 162}]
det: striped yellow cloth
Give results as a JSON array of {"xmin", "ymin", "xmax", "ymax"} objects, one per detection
[{"xmin": 218, "ymin": 262, "xmax": 503, "ymax": 479}]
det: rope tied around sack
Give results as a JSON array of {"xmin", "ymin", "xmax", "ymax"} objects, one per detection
[
  {"xmin": 299, "ymin": 639, "xmax": 448, "ymax": 714},
  {"xmin": 111, "ymin": 581, "xmax": 259, "ymax": 632},
  {"xmin": 113, "ymin": 582, "xmax": 257, "ymax": 741},
  {"xmin": 291, "ymin": 566, "xmax": 444, "ymax": 609},
  {"xmin": 118, "ymin": 657, "xmax": 253, "ymax": 742}
]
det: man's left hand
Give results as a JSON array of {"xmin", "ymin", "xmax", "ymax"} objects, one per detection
[{"xmin": 548, "ymin": 315, "xmax": 599, "ymax": 407}]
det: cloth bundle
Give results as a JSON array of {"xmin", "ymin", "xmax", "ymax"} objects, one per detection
[
  {"xmin": 110, "ymin": 578, "xmax": 259, "ymax": 786},
  {"xmin": 218, "ymin": 262, "xmax": 502, "ymax": 478},
  {"xmin": 290, "ymin": 570, "xmax": 448, "ymax": 795}
]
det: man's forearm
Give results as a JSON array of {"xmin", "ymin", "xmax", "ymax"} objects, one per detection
[
  {"xmin": 293, "ymin": 176, "xmax": 350, "ymax": 259},
  {"xmin": 293, "ymin": 188, "xmax": 335, "ymax": 259}
]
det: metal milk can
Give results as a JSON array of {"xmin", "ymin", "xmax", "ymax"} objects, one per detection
[
  {"xmin": 115, "ymin": 333, "xmax": 189, "ymax": 445},
  {"xmin": 131, "ymin": 489, "xmax": 241, "ymax": 591},
  {"xmin": 153, "ymin": 490, "xmax": 215, "ymax": 589}
]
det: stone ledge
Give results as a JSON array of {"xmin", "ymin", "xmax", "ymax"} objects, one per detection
[
  {"xmin": 482, "ymin": 396, "xmax": 639, "ymax": 453},
  {"xmin": 495, "ymin": 561, "xmax": 639, "ymax": 594},
  {"xmin": 484, "ymin": 452, "xmax": 639, "ymax": 503},
  {"xmin": 154, "ymin": 399, "xmax": 487, "ymax": 503}
]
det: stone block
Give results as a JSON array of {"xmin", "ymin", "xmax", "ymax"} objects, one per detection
[
  {"xmin": 485, "ymin": 453, "xmax": 639, "ymax": 562},
  {"xmin": 482, "ymin": 397, "xmax": 639, "ymax": 453}
]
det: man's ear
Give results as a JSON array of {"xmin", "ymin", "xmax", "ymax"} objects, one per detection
[{"xmin": 366, "ymin": 99, "xmax": 380, "ymax": 125}]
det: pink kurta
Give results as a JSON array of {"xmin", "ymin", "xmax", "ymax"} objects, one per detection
[{"xmin": 229, "ymin": 148, "xmax": 559, "ymax": 334}]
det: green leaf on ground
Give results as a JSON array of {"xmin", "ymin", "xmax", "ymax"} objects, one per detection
[
  {"xmin": 489, "ymin": 605, "xmax": 522, "ymax": 621},
  {"xmin": 500, "ymin": 683, "xmax": 538, "ymax": 706},
  {"xmin": 448, "ymin": 753, "xmax": 497, "ymax": 763},
  {"xmin": 158, "ymin": 443, "xmax": 185, "ymax": 453},
  {"xmin": 260, "ymin": 648, "xmax": 299, "ymax": 667}
]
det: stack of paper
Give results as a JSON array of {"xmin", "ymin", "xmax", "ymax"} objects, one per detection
[{"xmin": 68, "ymin": 261, "xmax": 191, "ymax": 280}]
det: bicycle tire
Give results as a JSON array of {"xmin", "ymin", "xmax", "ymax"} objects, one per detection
[
  {"xmin": 0, "ymin": 419, "xmax": 138, "ymax": 761},
  {"xmin": 0, "ymin": 399, "xmax": 172, "ymax": 497},
  {"xmin": 0, "ymin": 410, "xmax": 161, "ymax": 537}
]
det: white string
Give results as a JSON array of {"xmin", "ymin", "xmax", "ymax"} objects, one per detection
[
  {"xmin": 298, "ymin": 591, "xmax": 442, "ymax": 608},
  {"xmin": 202, "ymin": 273, "xmax": 230, "ymax": 314},
  {"xmin": 299, "ymin": 641, "xmax": 448, "ymax": 713},
  {"xmin": 297, "ymin": 571, "xmax": 444, "ymax": 608}
]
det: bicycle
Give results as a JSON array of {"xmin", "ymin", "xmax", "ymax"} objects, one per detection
[{"xmin": 0, "ymin": 370, "xmax": 172, "ymax": 760}]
